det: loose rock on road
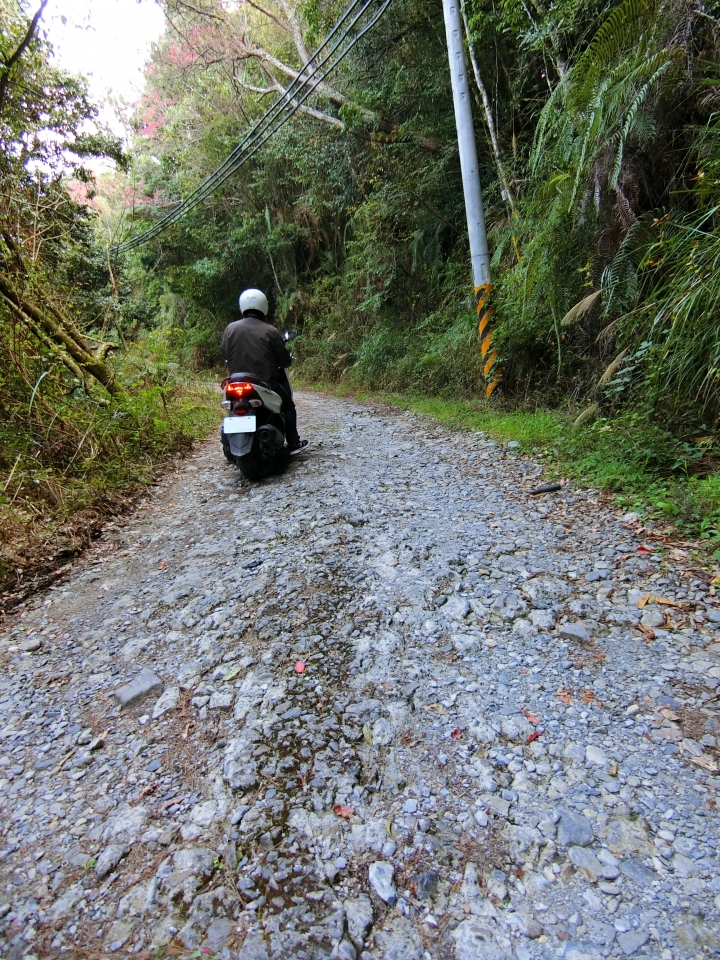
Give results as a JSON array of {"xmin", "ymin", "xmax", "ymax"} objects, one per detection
[{"xmin": 1, "ymin": 392, "xmax": 719, "ymax": 960}]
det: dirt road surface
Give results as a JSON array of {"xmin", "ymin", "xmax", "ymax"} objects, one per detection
[{"xmin": 1, "ymin": 392, "xmax": 719, "ymax": 959}]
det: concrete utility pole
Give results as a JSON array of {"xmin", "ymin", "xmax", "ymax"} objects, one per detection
[{"xmin": 441, "ymin": 0, "xmax": 499, "ymax": 393}]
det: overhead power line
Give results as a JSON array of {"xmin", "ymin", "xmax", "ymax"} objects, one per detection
[{"xmin": 116, "ymin": 0, "xmax": 393, "ymax": 253}]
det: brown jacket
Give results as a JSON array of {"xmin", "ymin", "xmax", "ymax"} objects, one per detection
[{"xmin": 221, "ymin": 314, "xmax": 292, "ymax": 383}]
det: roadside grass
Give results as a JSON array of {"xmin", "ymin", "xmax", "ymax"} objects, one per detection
[
  {"xmin": 299, "ymin": 381, "xmax": 720, "ymax": 557},
  {"xmin": 0, "ymin": 351, "xmax": 219, "ymax": 604}
]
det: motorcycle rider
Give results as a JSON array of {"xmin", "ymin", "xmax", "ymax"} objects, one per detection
[{"xmin": 221, "ymin": 288, "xmax": 308, "ymax": 453}]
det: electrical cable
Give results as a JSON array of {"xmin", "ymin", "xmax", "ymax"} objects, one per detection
[{"xmin": 116, "ymin": 0, "xmax": 393, "ymax": 253}]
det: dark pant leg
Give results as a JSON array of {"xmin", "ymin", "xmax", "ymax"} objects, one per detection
[{"xmin": 270, "ymin": 375, "xmax": 299, "ymax": 444}]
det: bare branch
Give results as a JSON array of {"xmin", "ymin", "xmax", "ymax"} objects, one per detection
[
  {"xmin": 460, "ymin": 0, "xmax": 518, "ymax": 215},
  {"xmin": 0, "ymin": 0, "xmax": 49, "ymax": 115}
]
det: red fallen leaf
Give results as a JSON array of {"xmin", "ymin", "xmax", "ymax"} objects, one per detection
[
  {"xmin": 295, "ymin": 661, "xmax": 306, "ymax": 673},
  {"xmin": 158, "ymin": 560, "xmax": 167, "ymax": 570},
  {"xmin": 523, "ymin": 709, "xmax": 539, "ymax": 725},
  {"xmin": 527, "ymin": 729, "xmax": 544, "ymax": 743},
  {"xmin": 450, "ymin": 729, "xmax": 463, "ymax": 739},
  {"xmin": 636, "ymin": 545, "xmax": 652, "ymax": 555},
  {"xmin": 332, "ymin": 804, "xmax": 354, "ymax": 818}
]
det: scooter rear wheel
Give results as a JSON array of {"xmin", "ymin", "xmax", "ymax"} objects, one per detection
[{"xmin": 236, "ymin": 449, "xmax": 265, "ymax": 480}]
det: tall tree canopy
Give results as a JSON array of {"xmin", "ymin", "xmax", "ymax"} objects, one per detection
[{"xmin": 112, "ymin": 0, "xmax": 720, "ymax": 428}]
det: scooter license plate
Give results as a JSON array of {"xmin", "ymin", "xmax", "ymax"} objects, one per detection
[{"xmin": 223, "ymin": 415, "xmax": 256, "ymax": 434}]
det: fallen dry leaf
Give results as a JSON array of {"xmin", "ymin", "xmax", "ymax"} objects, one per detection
[
  {"xmin": 423, "ymin": 703, "xmax": 449, "ymax": 715},
  {"xmin": 523, "ymin": 709, "xmax": 539, "ymax": 725},
  {"xmin": 637, "ymin": 545, "xmax": 653, "ymax": 555},
  {"xmin": 223, "ymin": 665, "xmax": 241, "ymax": 682},
  {"xmin": 450, "ymin": 729, "xmax": 463, "ymax": 739},
  {"xmin": 639, "ymin": 593, "xmax": 684, "ymax": 609},
  {"xmin": 181, "ymin": 721, "xmax": 194, "ymax": 741},
  {"xmin": 556, "ymin": 689, "xmax": 572, "ymax": 704},
  {"xmin": 688, "ymin": 754, "xmax": 719, "ymax": 772},
  {"xmin": 608, "ymin": 760, "xmax": 618, "ymax": 777},
  {"xmin": 332, "ymin": 804, "xmax": 354, "ymax": 819},
  {"xmin": 158, "ymin": 560, "xmax": 167, "ymax": 570},
  {"xmin": 362, "ymin": 723, "xmax": 373, "ymax": 745},
  {"xmin": 527, "ymin": 729, "xmax": 544, "ymax": 743},
  {"xmin": 660, "ymin": 708, "xmax": 680, "ymax": 721}
]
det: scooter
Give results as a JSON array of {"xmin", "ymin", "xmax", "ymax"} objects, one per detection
[{"xmin": 220, "ymin": 330, "xmax": 298, "ymax": 481}]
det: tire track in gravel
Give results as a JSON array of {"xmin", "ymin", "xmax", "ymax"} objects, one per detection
[{"xmin": 1, "ymin": 392, "xmax": 720, "ymax": 960}]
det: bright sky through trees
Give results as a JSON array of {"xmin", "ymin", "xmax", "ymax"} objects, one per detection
[{"xmin": 44, "ymin": 0, "xmax": 165, "ymax": 131}]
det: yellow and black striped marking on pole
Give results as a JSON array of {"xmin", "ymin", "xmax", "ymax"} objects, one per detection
[{"xmin": 476, "ymin": 283, "xmax": 501, "ymax": 396}]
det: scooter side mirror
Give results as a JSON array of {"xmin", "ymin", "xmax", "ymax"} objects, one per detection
[{"xmin": 283, "ymin": 329, "xmax": 298, "ymax": 342}]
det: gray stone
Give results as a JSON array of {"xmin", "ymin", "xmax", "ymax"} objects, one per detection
[
  {"xmin": 95, "ymin": 843, "xmax": 128, "ymax": 878},
  {"xmin": 673, "ymin": 853, "xmax": 696, "ymax": 877},
  {"xmin": 559, "ymin": 622, "xmax": 589, "ymax": 641},
  {"xmin": 152, "ymin": 685, "xmax": 180, "ymax": 719},
  {"xmin": 113, "ymin": 668, "xmax": 162, "ymax": 708},
  {"xmin": 452, "ymin": 918, "xmax": 504, "ymax": 960},
  {"xmin": 205, "ymin": 917, "xmax": 235, "ymax": 950},
  {"xmin": 209, "ymin": 690, "xmax": 234, "ymax": 710},
  {"xmin": 104, "ymin": 803, "xmax": 148, "ymax": 841},
  {"xmin": 223, "ymin": 734, "xmax": 258, "ymax": 790},
  {"xmin": 616, "ymin": 929, "xmax": 649, "ymax": 956},
  {"xmin": 105, "ymin": 919, "xmax": 133, "ymax": 951},
  {"xmin": 563, "ymin": 742, "xmax": 586, "ymax": 763},
  {"xmin": 20, "ymin": 636, "xmax": 42, "ymax": 652},
  {"xmin": 49, "ymin": 883, "xmax": 83, "ymax": 922},
  {"xmin": 486, "ymin": 795, "xmax": 511, "ymax": 817},
  {"xmin": 414, "ymin": 870, "xmax": 439, "ymax": 900},
  {"xmin": 500, "ymin": 715, "xmax": 533, "ymax": 742},
  {"xmin": 585, "ymin": 744, "xmax": 608, "ymax": 767},
  {"xmin": 370, "ymin": 916, "xmax": 422, "ymax": 959},
  {"xmin": 557, "ymin": 809, "xmax": 594, "ymax": 847},
  {"xmin": 620, "ymin": 856, "xmax": 655, "ymax": 886},
  {"xmin": 640, "ymin": 607, "xmax": 665, "ymax": 629},
  {"xmin": 529, "ymin": 609, "xmax": 555, "ymax": 630},
  {"xmin": 569, "ymin": 846, "xmax": 602, "ymax": 881},
  {"xmin": 344, "ymin": 894, "xmax": 373, "ymax": 948},
  {"xmin": 173, "ymin": 847, "xmax": 216, "ymax": 876},
  {"xmin": 236, "ymin": 933, "xmax": 270, "ymax": 960},
  {"xmin": 368, "ymin": 861, "xmax": 397, "ymax": 905}
]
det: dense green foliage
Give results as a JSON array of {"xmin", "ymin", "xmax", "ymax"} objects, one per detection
[
  {"xmin": 4, "ymin": 0, "xmax": 720, "ymax": 586},
  {"xmin": 0, "ymin": 1, "xmax": 217, "ymax": 595},
  {"xmin": 120, "ymin": 0, "xmax": 720, "ymax": 436}
]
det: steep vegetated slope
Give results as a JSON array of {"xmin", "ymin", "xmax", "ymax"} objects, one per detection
[
  {"xmin": 121, "ymin": 0, "xmax": 720, "ymax": 433},
  {"xmin": 0, "ymin": 1, "xmax": 217, "ymax": 600},
  {"xmin": 3, "ymin": 0, "xmax": 720, "ymax": 590},
  {"xmin": 106, "ymin": 0, "xmax": 720, "ymax": 544}
]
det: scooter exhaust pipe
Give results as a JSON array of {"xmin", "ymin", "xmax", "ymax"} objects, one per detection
[{"xmin": 256, "ymin": 424, "xmax": 284, "ymax": 453}]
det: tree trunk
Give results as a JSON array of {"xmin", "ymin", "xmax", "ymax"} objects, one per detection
[
  {"xmin": 0, "ymin": 272, "xmax": 122, "ymax": 396},
  {"xmin": 460, "ymin": 0, "xmax": 518, "ymax": 216}
]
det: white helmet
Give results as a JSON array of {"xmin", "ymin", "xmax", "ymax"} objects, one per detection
[{"xmin": 239, "ymin": 288, "xmax": 269, "ymax": 317}]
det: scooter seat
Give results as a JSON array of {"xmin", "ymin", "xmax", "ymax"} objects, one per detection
[{"xmin": 228, "ymin": 372, "xmax": 271, "ymax": 389}]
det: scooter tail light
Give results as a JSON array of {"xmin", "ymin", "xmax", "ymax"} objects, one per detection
[{"xmin": 225, "ymin": 381, "xmax": 257, "ymax": 400}]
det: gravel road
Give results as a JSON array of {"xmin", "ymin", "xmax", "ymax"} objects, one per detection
[{"xmin": 1, "ymin": 391, "xmax": 720, "ymax": 960}]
